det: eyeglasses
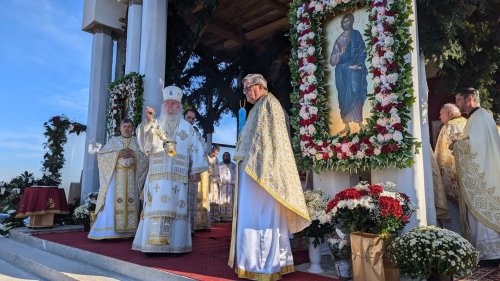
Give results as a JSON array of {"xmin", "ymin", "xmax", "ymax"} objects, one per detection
[{"xmin": 243, "ymin": 84, "xmax": 257, "ymax": 93}]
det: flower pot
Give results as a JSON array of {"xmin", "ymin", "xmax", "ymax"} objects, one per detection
[
  {"xmin": 427, "ymin": 273, "xmax": 453, "ymax": 281},
  {"xmin": 308, "ymin": 237, "xmax": 324, "ymax": 273},
  {"xmin": 334, "ymin": 259, "xmax": 352, "ymax": 278},
  {"xmin": 350, "ymin": 232, "xmax": 399, "ymax": 281}
]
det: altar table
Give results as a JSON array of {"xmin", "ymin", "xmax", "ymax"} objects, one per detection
[{"xmin": 16, "ymin": 186, "xmax": 69, "ymax": 227}]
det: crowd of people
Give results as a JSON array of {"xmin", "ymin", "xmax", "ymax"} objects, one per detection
[
  {"xmin": 86, "ymin": 73, "xmax": 499, "ymax": 280},
  {"xmin": 87, "ymin": 74, "xmax": 310, "ymax": 280}
]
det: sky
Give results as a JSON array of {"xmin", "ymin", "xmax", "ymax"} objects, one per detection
[{"xmin": 0, "ymin": 1, "xmax": 236, "ymax": 182}]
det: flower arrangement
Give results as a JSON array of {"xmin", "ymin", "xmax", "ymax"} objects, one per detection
[
  {"xmin": 106, "ymin": 72, "xmax": 144, "ymax": 139},
  {"xmin": 289, "ymin": 0, "xmax": 420, "ymax": 172},
  {"xmin": 328, "ymin": 228, "xmax": 351, "ymax": 261},
  {"xmin": 301, "ymin": 188, "xmax": 334, "ymax": 247},
  {"xmin": 326, "ymin": 181, "xmax": 414, "ymax": 237},
  {"xmin": 72, "ymin": 192, "xmax": 97, "ymax": 225},
  {"xmin": 388, "ymin": 225, "xmax": 479, "ymax": 279}
]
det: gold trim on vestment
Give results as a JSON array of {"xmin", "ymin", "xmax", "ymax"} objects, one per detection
[
  {"xmin": 87, "ymin": 233, "xmax": 135, "ymax": 240},
  {"xmin": 149, "ymin": 172, "xmax": 188, "ymax": 183},
  {"xmin": 235, "ymin": 265, "xmax": 294, "ymax": 281},
  {"xmin": 244, "ymin": 166, "xmax": 310, "ymax": 223},
  {"xmin": 16, "ymin": 210, "xmax": 69, "ymax": 217}
]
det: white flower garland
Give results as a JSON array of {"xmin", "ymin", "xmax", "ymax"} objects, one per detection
[
  {"xmin": 290, "ymin": 0, "xmax": 419, "ymax": 172},
  {"xmin": 106, "ymin": 72, "xmax": 145, "ymax": 139}
]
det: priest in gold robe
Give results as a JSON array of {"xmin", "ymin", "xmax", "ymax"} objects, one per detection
[
  {"xmin": 88, "ymin": 119, "xmax": 148, "ymax": 240},
  {"xmin": 132, "ymin": 85, "xmax": 208, "ymax": 254},
  {"xmin": 453, "ymin": 88, "xmax": 500, "ymax": 261},
  {"xmin": 434, "ymin": 103, "xmax": 467, "ymax": 233},
  {"xmin": 228, "ymin": 74, "xmax": 311, "ymax": 280}
]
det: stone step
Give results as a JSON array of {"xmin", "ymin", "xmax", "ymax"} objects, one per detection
[
  {"xmin": 0, "ymin": 256, "xmax": 46, "ymax": 281},
  {"xmin": 6, "ymin": 228, "xmax": 194, "ymax": 281},
  {"xmin": 0, "ymin": 237, "xmax": 136, "ymax": 281}
]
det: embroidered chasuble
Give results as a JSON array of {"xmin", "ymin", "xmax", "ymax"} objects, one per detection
[
  {"xmin": 228, "ymin": 93, "xmax": 310, "ymax": 280},
  {"xmin": 132, "ymin": 119, "xmax": 208, "ymax": 253},
  {"xmin": 192, "ymin": 130, "xmax": 210, "ymax": 230},
  {"xmin": 89, "ymin": 136, "xmax": 148, "ymax": 240},
  {"xmin": 453, "ymin": 108, "xmax": 500, "ymax": 260}
]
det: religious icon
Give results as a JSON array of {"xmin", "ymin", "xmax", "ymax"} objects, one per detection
[{"xmin": 324, "ymin": 9, "xmax": 373, "ymax": 136}]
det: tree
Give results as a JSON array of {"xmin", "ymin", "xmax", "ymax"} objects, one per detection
[
  {"xmin": 417, "ymin": 0, "xmax": 500, "ymax": 113},
  {"xmin": 180, "ymin": 49, "xmax": 240, "ymax": 147}
]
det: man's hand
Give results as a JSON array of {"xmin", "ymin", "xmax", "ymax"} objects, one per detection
[
  {"xmin": 146, "ymin": 106, "xmax": 155, "ymax": 122},
  {"xmin": 190, "ymin": 173, "xmax": 200, "ymax": 182},
  {"xmin": 118, "ymin": 148, "xmax": 134, "ymax": 159}
]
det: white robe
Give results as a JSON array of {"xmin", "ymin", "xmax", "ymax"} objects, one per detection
[
  {"xmin": 218, "ymin": 161, "xmax": 236, "ymax": 222},
  {"xmin": 235, "ymin": 165, "xmax": 294, "ymax": 278},
  {"xmin": 454, "ymin": 108, "xmax": 500, "ymax": 260},
  {"xmin": 132, "ymin": 119, "xmax": 208, "ymax": 253}
]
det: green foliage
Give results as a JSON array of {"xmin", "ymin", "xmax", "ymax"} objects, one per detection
[
  {"xmin": 417, "ymin": 0, "xmax": 499, "ymax": 113},
  {"xmin": 40, "ymin": 116, "xmax": 86, "ymax": 186}
]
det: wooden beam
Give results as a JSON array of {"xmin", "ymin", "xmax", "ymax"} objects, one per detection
[
  {"xmin": 205, "ymin": 19, "xmax": 250, "ymax": 45},
  {"xmin": 223, "ymin": 17, "xmax": 289, "ymax": 48},
  {"xmin": 265, "ymin": 0, "xmax": 289, "ymax": 14}
]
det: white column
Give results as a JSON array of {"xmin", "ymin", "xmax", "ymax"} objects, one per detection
[
  {"xmin": 313, "ymin": 171, "xmax": 358, "ymax": 199},
  {"xmin": 125, "ymin": 0, "xmax": 142, "ymax": 74},
  {"xmin": 139, "ymin": 0, "xmax": 167, "ymax": 114},
  {"xmin": 115, "ymin": 35, "xmax": 126, "ymax": 79},
  {"xmin": 81, "ymin": 28, "xmax": 114, "ymax": 199},
  {"xmin": 371, "ymin": 0, "xmax": 432, "ymax": 231}
]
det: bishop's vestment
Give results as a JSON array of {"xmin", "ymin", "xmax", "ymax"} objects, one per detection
[{"xmin": 132, "ymin": 119, "xmax": 207, "ymax": 253}]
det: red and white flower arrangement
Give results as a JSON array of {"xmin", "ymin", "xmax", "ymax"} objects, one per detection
[
  {"xmin": 290, "ymin": 0, "xmax": 419, "ymax": 171},
  {"xmin": 326, "ymin": 181, "xmax": 414, "ymax": 237}
]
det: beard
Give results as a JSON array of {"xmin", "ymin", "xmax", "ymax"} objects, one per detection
[{"xmin": 159, "ymin": 105, "xmax": 183, "ymax": 136}]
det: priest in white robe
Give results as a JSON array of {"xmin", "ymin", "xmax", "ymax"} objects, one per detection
[
  {"xmin": 218, "ymin": 152, "xmax": 236, "ymax": 222},
  {"xmin": 88, "ymin": 119, "xmax": 148, "ymax": 240},
  {"xmin": 208, "ymin": 145, "xmax": 221, "ymax": 222},
  {"xmin": 453, "ymin": 87, "xmax": 500, "ymax": 261},
  {"xmin": 228, "ymin": 74, "xmax": 311, "ymax": 280},
  {"xmin": 132, "ymin": 85, "xmax": 208, "ymax": 254}
]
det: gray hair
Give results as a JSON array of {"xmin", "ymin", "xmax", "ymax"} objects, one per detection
[
  {"xmin": 442, "ymin": 103, "xmax": 461, "ymax": 117},
  {"xmin": 243, "ymin": 74, "xmax": 268, "ymax": 90}
]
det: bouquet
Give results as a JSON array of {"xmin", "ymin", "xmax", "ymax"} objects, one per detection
[
  {"xmin": 300, "ymin": 188, "xmax": 334, "ymax": 247},
  {"xmin": 388, "ymin": 225, "xmax": 479, "ymax": 279},
  {"xmin": 327, "ymin": 228, "xmax": 351, "ymax": 261},
  {"xmin": 72, "ymin": 192, "xmax": 98, "ymax": 225},
  {"xmin": 326, "ymin": 181, "xmax": 414, "ymax": 237}
]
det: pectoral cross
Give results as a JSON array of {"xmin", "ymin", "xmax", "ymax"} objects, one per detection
[
  {"xmin": 154, "ymin": 183, "xmax": 160, "ymax": 192},
  {"xmin": 172, "ymin": 185, "xmax": 179, "ymax": 194}
]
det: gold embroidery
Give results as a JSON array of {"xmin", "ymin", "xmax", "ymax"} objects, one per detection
[{"xmin": 235, "ymin": 265, "xmax": 294, "ymax": 281}]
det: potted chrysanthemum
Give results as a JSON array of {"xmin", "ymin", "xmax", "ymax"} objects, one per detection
[
  {"xmin": 300, "ymin": 188, "xmax": 334, "ymax": 273},
  {"xmin": 326, "ymin": 181, "xmax": 415, "ymax": 281},
  {"xmin": 388, "ymin": 225, "xmax": 479, "ymax": 281}
]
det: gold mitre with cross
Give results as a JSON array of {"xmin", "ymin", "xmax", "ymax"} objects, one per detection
[{"xmin": 162, "ymin": 85, "xmax": 183, "ymax": 103}]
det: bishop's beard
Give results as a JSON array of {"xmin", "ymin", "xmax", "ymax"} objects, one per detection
[{"xmin": 159, "ymin": 107, "xmax": 183, "ymax": 136}]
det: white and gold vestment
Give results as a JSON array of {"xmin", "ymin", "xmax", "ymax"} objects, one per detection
[
  {"xmin": 228, "ymin": 93, "xmax": 310, "ymax": 280},
  {"xmin": 132, "ymin": 119, "xmax": 208, "ymax": 253},
  {"xmin": 218, "ymin": 161, "xmax": 236, "ymax": 222},
  {"xmin": 88, "ymin": 136, "xmax": 148, "ymax": 240},
  {"xmin": 453, "ymin": 108, "xmax": 500, "ymax": 260}
]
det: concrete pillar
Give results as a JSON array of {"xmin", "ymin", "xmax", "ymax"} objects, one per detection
[
  {"xmin": 139, "ymin": 0, "xmax": 167, "ymax": 114},
  {"xmin": 125, "ymin": 0, "xmax": 142, "ymax": 74},
  {"xmin": 115, "ymin": 35, "xmax": 126, "ymax": 79},
  {"xmin": 81, "ymin": 28, "xmax": 114, "ymax": 198},
  {"xmin": 313, "ymin": 171, "xmax": 358, "ymax": 199}
]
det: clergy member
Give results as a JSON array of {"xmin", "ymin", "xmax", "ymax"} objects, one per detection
[
  {"xmin": 453, "ymin": 87, "xmax": 500, "ymax": 262},
  {"xmin": 88, "ymin": 119, "xmax": 148, "ymax": 240},
  {"xmin": 434, "ymin": 103, "xmax": 467, "ymax": 234},
  {"xmin": 132, "ymin": 85, "xmax": 208, "ymax": 255},
  {"xmin": 208, "ymin": 145, "xmax": 221, "ymax": 222},
  {"xmin": 228, "ymin": 74, "xmax": 311, "ymax": 280},
  {"xmin": 218, "ymin": 152, "xmax": 236, "ymax": 222}
]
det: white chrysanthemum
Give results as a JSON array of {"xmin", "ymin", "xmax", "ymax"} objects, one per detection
[{"xmin": 392, "ymin": 131, "xmax": 403, "ymax": 141}]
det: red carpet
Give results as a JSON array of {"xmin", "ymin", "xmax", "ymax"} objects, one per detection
[{"xmin": 34, "ymin": 223, "xmax": 338, "ymax": 281}]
